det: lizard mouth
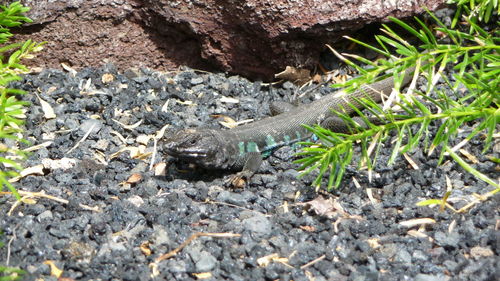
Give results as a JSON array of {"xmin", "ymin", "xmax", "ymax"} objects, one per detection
[
  {"xmin": 176, "ymin": 151, "xmax": 208, "ymax": 158},
  {"xmin": 164, "ymin": 147, "xmax": 209, "ymax": 159},
  {"xmin": 164, "ymin": 141, "xmax": 211, "ymax": 159}
]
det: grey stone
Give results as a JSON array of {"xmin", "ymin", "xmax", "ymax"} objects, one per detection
[
  {"xmin": 167, "ymin": 259, "xmax": 187, "ymax": 273},
  {"xmin": 190, "ymin": 77, "xmax": 204, "ymax": 85},
  {"xmin": 242, "ymin": 215, "xmax": 272, "ymax": 234},
  {"xmin": 37, "ymin": 210, "xmax": 53, "ymax": 221},
  {"xmin": 434, "ymin": 231, "xmax": 460, "ymax": 248},
  {"xmin": 443, "ymin": 260, "xmax": 459, "ymax": 272},
  {"xmin": 394, "ymin": 249, "xmax": 412, "ymax": 264},
  {"xmin": 108, "ymin": 241, "xmax": 127, "ymax": 252},
  {"xmin": 80, "ymin": 118, "xmax": 102, "ymax": 134},
  {"xmin": 94, "ymin": 139, "xmax": 109, "ymax": 151},
  {"xmin": 216, "ymin": 190, "xmax": 247, "ymax": 207},
  {"xmin": 152, "ymin": 225, "xmax": 170, "ymax": 246},
  {"xmin": 195, "ymin": 251, "xmax": 217, "ymax": 272},
  {"xmin": 412, "ymin": 250, "xmax": 429, "ymax": 261},
  {"xmin": 414, "ymin": 274, "xmax": 447, "ymax": 281}
]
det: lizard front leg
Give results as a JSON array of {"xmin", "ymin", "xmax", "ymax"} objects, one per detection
[{"xmin": 229, "ymin": 152, "xmax": 262, "ymax": 188}]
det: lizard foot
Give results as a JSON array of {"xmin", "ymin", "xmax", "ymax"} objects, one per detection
[
  {"xmin": 229, "ymin": 175, "xmax": 246, "ymax": 189},
  {"xmin": 225, "ymin": 170, "xmax": 253, "ymax": 189}
]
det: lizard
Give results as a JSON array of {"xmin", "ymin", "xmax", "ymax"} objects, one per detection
[{"xmin": 164, "ymin": 63, "xmax": 421, "ymax": 186}]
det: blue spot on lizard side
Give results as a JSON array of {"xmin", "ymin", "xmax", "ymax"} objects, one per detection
[
  {"xmin": 238, "ymin": 142, "xmax": 245, "ymax": 156},
  {"xmin": 246, "ymin": 142, "xmax": 259, "ymax": 153},
  {"xmin": 283, "ymin": 135, "xmax": 291, "ymax": 144},
  {"xmin": 291, "ymin": 131, "xmax": 303, "ymax": 150},
  {"xmin": 265, "ymin": 135, "xmax": 276, "ymax": 147}
]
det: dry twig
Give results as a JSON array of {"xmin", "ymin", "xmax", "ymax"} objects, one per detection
[
  {"xmin": 154, "ymin": 232, "xmax": 241, "ymax": 263},
  {"xmin": 67, "ymin": 123, "xmax": 96, "ymax": 154},
  {"xmin": 0, "ymin": 190, "xmax": 100, "ymax": 215},
  {"xmin": 300, "ymin": 254, "xmax": 326, "ymax": 270}
]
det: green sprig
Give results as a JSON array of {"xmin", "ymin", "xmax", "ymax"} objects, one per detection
[
  {"xmin": 296, "ymin": 2, "xmax": 499, "ymax": 194},
  {"xmin": 0, "ymin": 2, "xmax": 43, "ymax": 201}
]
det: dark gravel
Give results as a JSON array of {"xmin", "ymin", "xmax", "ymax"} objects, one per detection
[{"xmin": 0, "ymin": 59, "xmax": 498, "ymax": 281}]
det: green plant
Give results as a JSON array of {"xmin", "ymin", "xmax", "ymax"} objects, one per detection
[
  {"xmin": 0, "ymin": 2, "xmax": 39, "ymax": 277},
  {"xmin": 451, "ymin": 0, "xmax": 499, "ymax": 26},
  {"xmin": 295, "ymin": 1, "xmax": 499, "ymax": 197},
  {"xmin": 0, "ymin": 266, "xmax": 24, "ymax": 281},
  {"xmin": 0, "ymin": 232, "xmax": 24, "ymax": 281},
  {"xmin": 0, "ymin": 1, "xmax": 43, "ymax": 200}
]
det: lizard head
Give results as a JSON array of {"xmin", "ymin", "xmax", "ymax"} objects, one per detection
[{"xmin": 163, "ymin": 128, "xmax": 226, "ymax": 169}]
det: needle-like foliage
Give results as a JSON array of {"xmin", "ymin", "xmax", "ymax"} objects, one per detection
[
  {"xmin": 295, "ymin": 1, "xmax": 499, "ymax": 196},
  {"xmin": 0, "ymin": 3, "xmax": 42, "ymax": 280},
  {"xmin": 0, "ymin": 1, "xmax": 43, "ymax": 200}
]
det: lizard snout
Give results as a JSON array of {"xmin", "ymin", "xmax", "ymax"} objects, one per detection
[{"xmin": 164, "ymin": 129, "xmax": 211, "ymax": 159}]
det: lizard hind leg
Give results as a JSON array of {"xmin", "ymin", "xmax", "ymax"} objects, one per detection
[
  {"xmin": 321, "ymin": 116, "xmax": 383, "ymax": 134},
  {"xmin": 269, "ymin": 101, "xmax": 298, "ymax": 116}
]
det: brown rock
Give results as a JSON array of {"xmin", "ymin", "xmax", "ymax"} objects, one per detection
[
  {"xmin": 12, "ymin": 0, "xmax": 447, "ymax": 80},
  {"xmin": 13, "ymin": 0, "xmax": 211, "ymax": 74}
]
